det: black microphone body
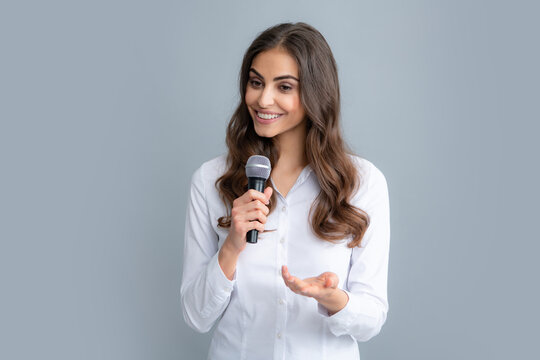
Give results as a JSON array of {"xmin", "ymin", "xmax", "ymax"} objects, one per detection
[
  {"xmin": 244, "ymin": 155, "xmax": 272, "ymax": 244},
  {"xmin": 246, "ymin": 177, "xmax": 266, "ymax": 244}
]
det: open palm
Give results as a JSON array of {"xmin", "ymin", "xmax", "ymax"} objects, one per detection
[{"xmin": 281, "ymin": 265, "xmax": 339, "ymax": 301}]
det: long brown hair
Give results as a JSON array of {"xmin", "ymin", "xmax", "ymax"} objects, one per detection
[{"xmin": 216, "ymin": 22, "xmax": 370, "ymax": 248}]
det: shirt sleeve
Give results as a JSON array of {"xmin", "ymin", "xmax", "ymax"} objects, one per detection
[
  {"xmin": 318, "ymin": 162, "xmax": 390, "ymax": 342},
  {"xmin": 180, "ymin": 164, "xmax": 236, "ymax": 333}
]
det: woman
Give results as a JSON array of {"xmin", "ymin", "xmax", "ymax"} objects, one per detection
[{"xmin": 181, "ymin": 22, "xmax": 390, "ymax": 359}]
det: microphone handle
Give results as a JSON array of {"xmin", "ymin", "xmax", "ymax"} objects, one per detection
[{"xmin": 246, "ymin": 177, "xmax": 266, "ymax": 243}]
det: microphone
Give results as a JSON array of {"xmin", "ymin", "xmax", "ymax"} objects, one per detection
[{"xmin": 245, "ymin": 155, "xmax": 272, "ymax": 244}]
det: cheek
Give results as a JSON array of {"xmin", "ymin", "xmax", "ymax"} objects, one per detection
[
  {"xmin": 281, "ymin": 95, "xmax": 302, "ymax": 113},
  {"xmin": 283, "ymin": 98, "xmax": 304, "ymax": 116},
  {"xmin": 245, "ymin": 88, "xmax": 257, "ymax": 105}
]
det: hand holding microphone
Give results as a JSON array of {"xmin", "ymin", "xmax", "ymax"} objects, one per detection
[
  {"xmin": 245, "ymin": 155, "xmax": 272, "ymax": 243},
  {"xmin": 223, "ymin": 155, "xmax": 272, "ymax": 254}
]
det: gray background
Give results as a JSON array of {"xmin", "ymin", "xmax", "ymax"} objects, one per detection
[{"xmin": 1, "ymin": 0, "xmax": 538, "ymax": 359}]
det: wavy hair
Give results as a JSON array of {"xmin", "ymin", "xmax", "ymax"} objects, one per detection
[{"xmin": 216, "ymin": 22, "xmax": 370, "ymax": 248}]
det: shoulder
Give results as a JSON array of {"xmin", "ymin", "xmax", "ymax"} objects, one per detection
[
  {"xmin": 190, "ymin": 154, "xmax": 228, "ymax": 192},
  {"xmin": 189, "ymin": 154, "xmax": 230, "ymax": 228},
  {"xmin": 196, "ymin": 153, "xmax": 228, "ymax": 178},
  {"xmin": 347, "ymin": 154, "xmax": 389, "ymax": 206},
  {"xmin": 347, "ymin": 154, "xmax": 387, "ymax": 189}
]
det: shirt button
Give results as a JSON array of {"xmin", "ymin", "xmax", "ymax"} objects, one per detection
[
  {"xmin": 280, "ymin": 236, "xmax": 285, "ymax": 244},
  {"xmin": 279, "ymin": 298, "xmax": 285, "ymax": 305},
  {"xmin": 281, "ymin": 206, "xmax": 286, "ymax": 212},
  {"xmin": 277, "ymin": 332, "xmax": 282, "ymax": 339}
]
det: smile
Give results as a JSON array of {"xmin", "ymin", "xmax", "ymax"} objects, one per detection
[
  {"xmin": 255, "ymin": 111, "xmax": 283, "ymax": 124},
  {"xmin": 257, "ymin": 111, "xmax": 282, "ymax": 120}
]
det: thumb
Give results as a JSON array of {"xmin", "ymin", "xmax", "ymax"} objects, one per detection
[
  {"xmin": 317, "ymin": 273, "xmax": 330, "ymax": 287},
  {"xmin": 321, "ymin": 272, "xmax": 336, "ymax": 288},
  {"xmin": 325, "ymin": 275, "xmax": 334, "ymax": 288},
  {"xmin": 264, "ymin": 187, "xmax": 273, "ymax": 203}
]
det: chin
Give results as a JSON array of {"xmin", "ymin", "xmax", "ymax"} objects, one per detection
[
  {"xmin": 252, "ymin": 124, "xmax": 275, "ymax": 138},
  {"xmin": 254, "ymin": 129, "xmax": 275, "ymax": 138}
]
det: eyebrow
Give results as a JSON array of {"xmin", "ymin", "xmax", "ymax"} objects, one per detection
[{"xmin": 249, "ymin": 68, "xmax": 299, "ymax": 82}]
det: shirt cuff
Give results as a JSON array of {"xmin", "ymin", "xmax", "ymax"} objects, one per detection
[
  {"xmin": 207, "ymin": 251, "xmax": 236, "ymax": 300},
  {"xmin": 317, "ymin": 289, "xmax": 381, "ymax": 337}
]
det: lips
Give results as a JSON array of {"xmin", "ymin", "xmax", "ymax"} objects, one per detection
[
  {"xmin": 255, "ymin": 111, "xmax": 283, "ymax": 124},
  {"xmin": 252, "ymin": 108, "xmax": 284, "ymax": 124}
]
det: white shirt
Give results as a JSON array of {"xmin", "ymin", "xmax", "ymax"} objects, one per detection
[{"xmin": 181, "ymin": 154, "xmax": 390, "ymax": 360}]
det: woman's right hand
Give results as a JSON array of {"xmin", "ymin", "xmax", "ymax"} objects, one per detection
[
  {"xmin": 219, "ymin": 186, "xmax": 273, "ymax": 280},
  {"xmin": 223, "ymin": 186, "xmax": 273, "ymax": 254}
]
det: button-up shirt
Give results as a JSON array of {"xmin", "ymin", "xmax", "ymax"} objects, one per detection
[{"xmin": 181, "ymin": 154, "xmax": 390, "ymax": 360}]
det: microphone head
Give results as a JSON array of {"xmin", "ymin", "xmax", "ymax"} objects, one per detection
[{"xmin": 245, "ymin": 155, "xmax": 272, "ymax": 180}]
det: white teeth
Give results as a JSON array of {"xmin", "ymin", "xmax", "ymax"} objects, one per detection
[{"xmin": 257, "ymin": 111, "xmax": 281, "ymax": 120}]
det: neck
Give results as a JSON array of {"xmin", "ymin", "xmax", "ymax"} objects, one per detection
[{"xmin": 274, "ymin": 120, "xmax": 308, "ymax": 171}]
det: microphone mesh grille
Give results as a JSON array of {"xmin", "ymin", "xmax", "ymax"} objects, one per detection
[{"xmin": 245, "ymin": 155, "xmax": 272, "ymax": 179}]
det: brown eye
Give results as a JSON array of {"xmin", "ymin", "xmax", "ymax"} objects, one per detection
[
  {"xmin": 280, "ymin": 84, "xmax": 292, "ymax": 91},
  {"xmin": 249, "ymin": 79, "xmax": 263, "ymax": 88}
]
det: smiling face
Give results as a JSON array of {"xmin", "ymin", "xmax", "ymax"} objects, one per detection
[{"xmin": 245, "ymin": 47, "xmax": 307, "ymax": 140}]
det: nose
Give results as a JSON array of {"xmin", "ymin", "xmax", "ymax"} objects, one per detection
[{"xmin": 257, "ymin": 86, "xmax": 275, "ymax": 108}]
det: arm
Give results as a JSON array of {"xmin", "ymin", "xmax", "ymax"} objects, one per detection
[
  {"xmin": 180, "ymin": 165, "xmax": 273, "ymax": 333},
  {"xmin": 282, "ymin": 163, "xmax": 391, "ymax": 341},
  {"xmin": 180, "ymin": 165, "xmax": 235, "ymax": 333},
  {"xmin": 322, "ymin": 163, "xmax": 391, "ymax": 342}
]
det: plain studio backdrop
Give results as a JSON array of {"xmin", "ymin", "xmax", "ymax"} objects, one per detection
[{"xmin": 1, "ymin": 0, "xmax": 538, "ymax": 359}]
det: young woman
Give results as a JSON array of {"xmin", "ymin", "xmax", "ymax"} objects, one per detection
[{"xmin": 181, "ymin": 22, "xmax": 390, "ymax": 360}]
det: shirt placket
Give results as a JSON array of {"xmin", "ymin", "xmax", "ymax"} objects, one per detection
[{"xmin": 274, "ymin": 197, "xmax": 289, "ymax": 360}]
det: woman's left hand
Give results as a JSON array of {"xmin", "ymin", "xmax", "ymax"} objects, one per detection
[
  {"xmin": 281, "ymin": 265, "xmax": 339, "ymax": 301},
  {"xmin": 281, "ymin": 265, "xmax": 349, "ymax": 315}
]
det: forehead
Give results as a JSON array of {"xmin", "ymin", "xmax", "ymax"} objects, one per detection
[{"xmin": 251, "ymin": 48, "xmax": 299, "ymax": 78}]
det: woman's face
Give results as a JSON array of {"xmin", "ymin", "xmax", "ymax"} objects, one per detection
[{"xmin": 245, "ymin": 47, "xmax": 306, "ymax": 139}]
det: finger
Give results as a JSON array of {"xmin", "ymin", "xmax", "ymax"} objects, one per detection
[
  {"xmin": 284, "ymin": 277, "xmax": 303, "ymax": 294},
  {"xmin": 263, "ymin": 187, "xmax": 273, "ymax": 204},
  {"xmin": 282, "ymin": 267, "xmax": 303, "ymax": 289},
  {"xmin": 281, "ymin": 267, "xmax": 313, "ymax": 296},
  {"xmin": 326, "ymin": 272, "xmax": 338, "ymax": 288},
  {"xmin": 324, "ymin": 275, "xmax": 332, "ymax": 288},
  {"xmin": 247, "ymin": 200, "xmax": 269, "ymax": 216},
  {"xmin": 282, "ymin": 268, "xmax": 300, "ymax": 289},
  {"xmin": 244, "ymin": 220, "xmax": 264, "ymax": 233},
  {"xmin": 289, "ymin": 276, "xmax": 308, "ymax": 293},
  {"xmin": 244, "ymin": 209, "xmax": 267, "ymax": 224},
  {"xmin": 231, "ymin": 210, "xmax": 264, "ymax": 233},
  {"xmin": 316, "ymin": 272, "xmax": 337, "ymax": 288},
  {"xmin": 281, "ymin": 265, "xmax": 291, "ymax": 281},
  {"xmin": 233, "ymin": 190, "xmax": 266, "ymax": 208},
  {"xmin": 314, "ymin": 273, "xmax": 330, "ymax": 288},
  {"xmin": 232, "ymin": 202, "xmax": 268, "ymax": 223},
  {"xmin": 244, "ymin": 189, "xmax": 270, "ymax": 205},
  {"xmin": 233, "ymin": 217, "xmax": 264, "ymax": 234},
  {"xmin": 233, "ymin": 200, "xmax": 267, "ymax": 215}
]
